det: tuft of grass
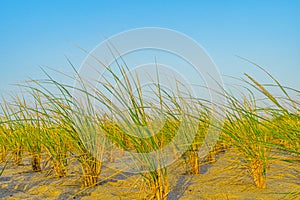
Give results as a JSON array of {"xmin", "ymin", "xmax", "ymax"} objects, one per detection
[{"xmin": 221, "ymin": 91, "xmax": 270, "ymax": 188}]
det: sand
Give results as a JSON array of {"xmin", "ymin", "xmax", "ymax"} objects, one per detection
[{"xmin": 0, "ymin": 149, "xmax": 299, "ymax": 200}]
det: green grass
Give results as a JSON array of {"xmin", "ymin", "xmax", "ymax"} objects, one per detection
[{"xmin": 0, "ymin": 59, "xmax": 299, "ymax": 199}]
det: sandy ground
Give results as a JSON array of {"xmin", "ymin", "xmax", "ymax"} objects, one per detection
[{"xmin": 0, "ymin": 149, "xmax": 299, "ymax": 200}]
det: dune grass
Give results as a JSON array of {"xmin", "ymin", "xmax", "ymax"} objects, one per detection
[{"xmin": 0, "ymin": 60, "xmax": 299, "ymax": 199}]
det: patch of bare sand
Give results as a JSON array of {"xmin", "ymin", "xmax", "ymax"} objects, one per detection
[
  {"xmin": 180, "ymin": 150, "xmax": 300, "ymax": 200},
  {"xmin": 0, "ymin": 149, "xmax": 299, "ymax": 199}
]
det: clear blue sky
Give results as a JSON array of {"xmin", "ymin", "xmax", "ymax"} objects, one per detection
[{"xmin": 0, "ymin": 0, "xmax": 299, "ymax": 95}]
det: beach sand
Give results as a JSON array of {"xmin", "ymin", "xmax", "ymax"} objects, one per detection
[{"xmin": 0, "ymin": 149, "xmax": 299, "ymax": 200}]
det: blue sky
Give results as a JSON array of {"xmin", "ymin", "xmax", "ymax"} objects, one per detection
[{"xmin": 0, "ymin": 0, "xmax": 299, "ymax": 95}]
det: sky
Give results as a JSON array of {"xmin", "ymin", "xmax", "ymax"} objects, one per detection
[{"xmin": 0, "ymin": 0, "xmax": 300, "ymax": 97}]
